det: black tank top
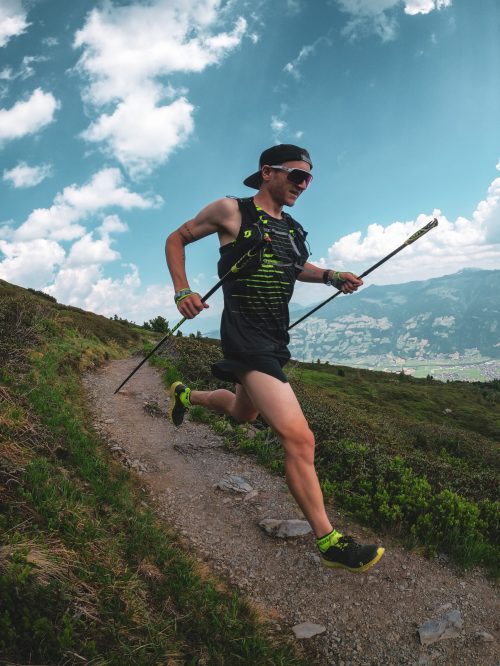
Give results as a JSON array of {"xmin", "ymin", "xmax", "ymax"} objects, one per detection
[{"xmin": 219, "ymin": 198, "xmax": 309, "ymax": 357}]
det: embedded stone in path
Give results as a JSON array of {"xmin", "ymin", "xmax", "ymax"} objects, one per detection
[
  {"xmin": 418, "ymin": 609, "xmax": 463, "ymax": 645},
  {"xmin": 259, "ymin": 518, "xmax": 312, "ymax": 538},
  {"xmin": 215, "ymin": 474, "xmax": 253, "ymax": 493},
  {"xmin": 292, "ymin": 622, "xmax": 326, "ymax": 639}
]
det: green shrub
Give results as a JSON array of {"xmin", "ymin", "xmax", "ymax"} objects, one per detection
[{"xmin": 154, "ymin": 337, "xmax": 499, "ymax": 573}]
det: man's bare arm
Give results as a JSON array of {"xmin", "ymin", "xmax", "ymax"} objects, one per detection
[
  {"xmin": 297, "ymin": 262, "xmax": 363, "ymax": 294},
  {"xmin": 165, "ymin": 198, "xmax": 240, "ymax": 319}
]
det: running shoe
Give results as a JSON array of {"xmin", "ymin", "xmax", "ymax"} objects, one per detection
[
  {"xmin": 169, "ymin": 381, "xmax": 191, "ymax": 427},
  {"xmin": 320, "ymin": 535, "xmax": 385, "ymax": 573}
]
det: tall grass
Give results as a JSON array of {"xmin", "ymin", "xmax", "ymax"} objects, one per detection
[{"xmin": 0, "ymin": 284, "xmax": 305, "ymax": 665}]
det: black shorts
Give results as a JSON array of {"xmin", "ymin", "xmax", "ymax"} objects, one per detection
[{"xmin": 211, "ymin": 352, "xmax": 289, "ymax": 384}]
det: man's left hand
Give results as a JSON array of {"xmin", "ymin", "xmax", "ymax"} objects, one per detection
[{"xmin": 338, "ymin": 272, "xmax": 363, "ymax": 294}]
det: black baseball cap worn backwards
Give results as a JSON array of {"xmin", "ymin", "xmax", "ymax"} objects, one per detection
[{"xmin": 243, "ymin": 144, "xmax": 313, "ymax": 189}]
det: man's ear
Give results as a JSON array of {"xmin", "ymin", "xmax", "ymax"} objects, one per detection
[{"xmin": 261, "ymin": 165, "xmax": 272, "ymax": 182}]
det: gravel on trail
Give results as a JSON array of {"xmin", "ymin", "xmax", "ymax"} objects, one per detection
[{"xmin": 83, "ymin": 357, "xmax": 499, "ymax": 666}]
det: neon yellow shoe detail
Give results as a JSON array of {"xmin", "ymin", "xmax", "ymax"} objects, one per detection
[
  {"xmin": 169, "ymin": 381, "xmax": 191, "ymax": 427},
  {"xmin": 319, "ymin": 534, "xmax": 385, "ymax": 573}
]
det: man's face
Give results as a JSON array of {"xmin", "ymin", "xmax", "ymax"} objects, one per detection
[{"xmin": 263, "ymin": 160, "xmax": 312, "ymax": 207}]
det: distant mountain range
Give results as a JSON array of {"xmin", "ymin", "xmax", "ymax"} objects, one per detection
[
  {"xmin": 194, "ymin": 268, "xmax": 500, "ymax": 380},
  {"xmin": 288, "ymin": 268, "xmax": 499, "ymax": 380}
]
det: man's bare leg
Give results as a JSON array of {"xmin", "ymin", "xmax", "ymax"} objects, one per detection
[
  {"xmin": 179, "ymin": 375, "xmax": 331, "ymax": 535},
  {"xmin": 236, "ymin": 371, "xmax": 333, "ymax": 538},
  {"xmin": 190, "ymin": 384, "xmax": 259, "ymax": 423},
  {"xmin": 170, "ymin": 373, "xmax": 385, "ymax": 571}
]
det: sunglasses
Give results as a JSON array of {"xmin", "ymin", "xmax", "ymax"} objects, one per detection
[{"xmin": 269, "ymin": 165, "xmax": 313, "ymax": 188}]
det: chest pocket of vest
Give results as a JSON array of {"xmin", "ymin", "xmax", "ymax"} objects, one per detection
[
  {"xmin": 217, "ymin": 197, "xmax": 310, "ymax": 279},
  {"xmin": 217, "ymin": 231, "xmax": 268, "ymax": 279}
]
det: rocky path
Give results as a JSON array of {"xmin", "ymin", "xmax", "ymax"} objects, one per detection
[{"xmin": 83, "ymin": 357, "xmax": 499, "ymax": 666}]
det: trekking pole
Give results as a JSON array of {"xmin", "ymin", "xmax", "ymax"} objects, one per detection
[
  {"xmin": 114, "ymin": 237, "xmax": 269, "ymax": 394},
  {"xmin": 288, "ymin": 218, "xmax": 438, "ymax": 331}
]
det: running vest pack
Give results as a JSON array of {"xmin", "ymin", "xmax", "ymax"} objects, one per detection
[
  {"xmin": 218, "ymin": 197, "xmax": 310, "ymax": 355},
  {"xmin": 217, "ymin": 197, "xmax": 309, "ymax": 279}
]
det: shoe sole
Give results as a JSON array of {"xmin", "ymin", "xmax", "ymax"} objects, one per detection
[
  {"xmin": 169, "ymin": 381, "xmax": 184, "ymax": 425},
  {"xmin": 321, "ymin": 547, "xmax": 385, "ymax": 573}
]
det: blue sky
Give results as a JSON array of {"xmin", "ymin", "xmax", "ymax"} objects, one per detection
[{"xmin": 1, "ymin": 0, "xmax": 499, "ymax": 329}]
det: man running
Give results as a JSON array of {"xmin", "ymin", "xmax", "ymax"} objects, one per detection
[{"xmin": 165, "ymin": 144, "xmax": 384, "ymax": 573}]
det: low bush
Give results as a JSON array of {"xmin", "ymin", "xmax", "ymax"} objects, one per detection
[{"xmin": 163, "ymin": 338, "xmax": 499, "ymax": 573}]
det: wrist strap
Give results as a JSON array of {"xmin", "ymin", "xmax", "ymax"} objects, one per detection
[
  {"xmin": 323, "ymin": 270, "xmax": 346, "ymax": 286},
  {"xmin": 174, "ymin": 288, "xmax": 196, "ymax": 305},
  {"xmin": 332, "ymin": 270, "xmax": 346, "ymax": 284}
]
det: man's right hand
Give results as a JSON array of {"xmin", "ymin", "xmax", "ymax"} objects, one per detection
[{"xmin": 177, "ymin": 292, "xmax": 209, "ymax": 319}]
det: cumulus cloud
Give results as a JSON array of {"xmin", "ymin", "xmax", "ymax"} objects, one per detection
[
  {"xmin": 0, "ymin": 238, "xmax": 65, "ymax": 287},
  {"xmin": 473, "ymin": 177, "xmax": 500, "ymax": 244},
  {"xmin": 0, "ymin": 167, "xmax": 169, "ymax": 322},
  {"xmin": 0, "ymin": 0, "xmax": 29, "ymax": 48},
  {"xmin": 405, "ymin": 0, "xmax": 452, "ymax": 15},
  {"xmin": 317, "ymin": 176, "xmax": 500, "ymax": 287},
  {"xmin": 0, "ymin": 88, "xmax": 59, "ymax": 142},
  {"xmin": 81, "ymin": 94, "xmax": 195, "ymax": 178},
  {"xmin": 65, "ymin": 215, "xmax": 127, "ymax": 268},
  {"xmin": 3, "ymin": 161, "xmax": 52, "ymax": 188},
  {"xmin": 7, "ymin": 167, "xmax": 160, "ymax": 243},
  {"xmin": 336, "ymin": 0, "xmax": 453, "ymax": 42},
  {"xmin": 74, "ymin": 0, "xmax": 247, "ymax": 176},
  {"xmin": 46, "ymin": 262, "xmax": 178, "ymax": 325}
]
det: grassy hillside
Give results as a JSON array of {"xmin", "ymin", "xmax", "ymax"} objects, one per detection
[
  {"xmin": 155, "ymin": 337, "xmax": 499, "ymax": 576},
  {"xmin": 0, "ymin": 281, "xmax": 304, "ymax": 665}
]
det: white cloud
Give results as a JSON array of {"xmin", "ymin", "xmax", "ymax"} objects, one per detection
[
  {"xmin": 65, "ymin": 215, "xmax": 127, "ymax": 268},
  {"xmin": 58, "ymin": 168, "xmax": 159, "ymax": 212},
  {"xmin": 19, "ymin": 55, "xmax": 47, "ymax": 79},
  {"xmin": 74, "ymin": 0, "xmax": 247, "ymax": 176},
  {"xmin": 0, "ymin": 55, "xmax": 48, "ymax": 82},
  {"xmin": 283, "ymin": 38, "xmax": 327, "ymax": 80},
  {"xmin": 3, "ymin": 161, "xmax": 52, "ymax": 188},
  {"xmin": 0, "ymin": 238, "xmax": 65, "ymax": 287},
  {"xmin": 0, "ymin": 0, "xmax": 29, "ymax": 48},
  {"xmin": 46, "ymin": 262, "xmax": 178, "ymax": 325},
  {"xmin": 0, "ymin": 88, "xmax": 59, "ymax": 142},
  {"xmin": 336, "ymin": 0, "xmax": 453, "ymax": 42},
  {"xmin": 318, "ymin": 176, "xmax": 500, "ymax": 288},
  {"xmin": 473, "ymin": 177, "xmax": 500, "ymax": 244},
  {"xmin": 99, "ymin": 214, "xmax": 128, "ymax": 238},
  {"xmin": 8, "ymin": 168, "xmax": 161, "ymax": 242},
  {"xmin": 405, "ymin": 0, "xmax": 452, "ymax": 15},
  {"xmin": 81, "ymin": 94, "xmax": 195, "ymax": 178},
  {"xmin": 271, "ymin": 116, "xmax": 287, "ymax": 143},
  {"xmin": 42, "ymin": 36, "xmax": 58, "ymax": 48},
  {"xmin": 0, "ymin": 169, "xmax": 167, "ymax": 322}
]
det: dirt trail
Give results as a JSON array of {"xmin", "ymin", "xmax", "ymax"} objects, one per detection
[{"xmin": 83, "ymin": 357, "xmax": 499, "ymax": 666}]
